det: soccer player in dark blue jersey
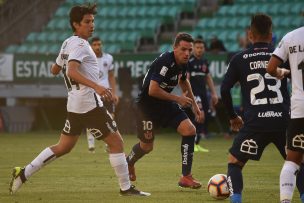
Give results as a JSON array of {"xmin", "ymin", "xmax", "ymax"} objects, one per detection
[
  {"xmin": 186, "ymin": 39, "xmax": 218, "ymax": 152},
  {"xmin": 126, "ymin": 32, "xmax": 204, "ymax": 189},
  {"xmin": 221, "ymin": 13, "xmax": 304, "ymax": 203}
]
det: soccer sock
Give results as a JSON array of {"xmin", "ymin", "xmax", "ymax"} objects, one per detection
[
  {"xmin": 181, "ymin": 135, "xmax": 195, "ymax": 176},
  {"xmin": 24, "ymin": 147, "xmax": 56, "ymax": 179},
  {"xmin": 86, "ymin": 130, "xmax": 95, "ymax": 149},
  {"xmin": 280, "ymin": 161, "xmax": 300, "ymax": 201},
  {"xmin": 109, "ymin": 153, "xmax": 131, "ymax": 191},
  {"xmin": 126, "ymin": 143, "xmax": 147, "ymax": 166},
  {"xmin": 296, "ymin": 163, "xmax": 304, "ymax": 202},
  {"xmin": 227, "ymin": 163, "xmax": 243, "ymax": 203}
]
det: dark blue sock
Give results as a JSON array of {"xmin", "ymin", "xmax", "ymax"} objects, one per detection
[
  {"xmin": 181, "ymin": 135, "xmax": 195, "ymax": 176},
  {"xmin": 126, "ymin": 143, "xmax": 146, "ymax": 166},
  {"xmin": 296, "ymin": 163, "xmax": 304, "ymax": 201},
  {"xmin": 227, "ymin": 163, "xmax": 243, "ymax": 203}
]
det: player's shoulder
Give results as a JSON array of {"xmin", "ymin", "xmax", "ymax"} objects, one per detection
[
  {"xmin": 63, "ymin": 36, "xmax": 89, "ymax": 50},
  {"xmin": 102, "ymin": 53, "xmax": 113, "ymax": 61},
  {"xmin": 282, "ymin": 27, "xmax": 304, "ymax": 43}
]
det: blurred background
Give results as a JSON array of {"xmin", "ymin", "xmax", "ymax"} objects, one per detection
[{"xmin": 0, "ymin": 0, "xmax": 303, "ymax": 134}]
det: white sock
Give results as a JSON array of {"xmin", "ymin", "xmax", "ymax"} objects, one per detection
[
  {"xmin": 87, "ymin": 129, "xmax": 95, "ymax": 149},
  {"xmin": 24, "ymin": 147, "xmax": 56, "ymax": 179},
  {"xmin": 280, "ymin": 161, "xmax": 300, "ymax": 201},
  {"xmin": 109, "ymin": 153, "xmax": 131, "ymax": 191}
]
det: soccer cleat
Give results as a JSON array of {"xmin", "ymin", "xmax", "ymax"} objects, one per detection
[
  {"xmin": 120, "ymin": 185, "xmax": 151, "ymax": 196},
  {"xmin": 128, "ymin": 164, "xmax": 136, "ymax": 181},
  {"xmin": 178, "ymin": 174, "xmax": 202, "ymax": 189},
  {"xmin": 9, "ymin": 167, "xmax": 26, "ymax": 194},
  {"xmin": 195, "ymin": 145, "xmax": 209, "ymax": 152},
  {"xmin": 281, "ymin": 200, "xmax": 291, "ymax": 203},
  {"xmin": 88, "ymin": 147, "xmax": 95, "ymax": 153}
]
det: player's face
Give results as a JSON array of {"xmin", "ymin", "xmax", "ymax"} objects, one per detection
[
  {"xmin": 174, "ymin": 40, "xmax": 193, "ymax": 65},
  {"xmin": 91, "ymin": 40, "xmax": 102, "ymax": 56},
  {"xmin": 193, "ymin": 42, "xmax": 205, "ymax": 58},
  {"xmin": 73, "ymin": 14, "xmax": 95, "ymax": 40}
]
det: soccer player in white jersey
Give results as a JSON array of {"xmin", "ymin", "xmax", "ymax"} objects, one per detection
[
  {"xmin": 86, "ymin": 36, "xmax": 119, "ymax": 153},
  {"xmin": 267, "ymin": 26, "xmax": 304, "ymax": 203},
  {"xmin": 9, "ymin": 4, "xmax": 150, "ymax": 197}
]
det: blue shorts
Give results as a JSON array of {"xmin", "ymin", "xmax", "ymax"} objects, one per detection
[
  {"xmin": 287, "ymin": 117, "xmax": 304, "ymax": 152},
  {"xmin": 135, "ymin": 101, "xmax": 188, "ymax": 143},
  {"xmin": 229, "ymin": 129, "xmax": 286, "ymax": 163}
]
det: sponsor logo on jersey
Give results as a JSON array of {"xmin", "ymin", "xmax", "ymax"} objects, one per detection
[
  {"xmin": 258, "ymin": 111, "xmax": 282, "ymax": 117},
  {"xmin": 240, "ymin": 139, "xmax": 258, "ymax": 155},
  {"xmin": 243, "ymin": 52, "xmax": 271, "ymax": 59},
  {"xmin": 160, "ymin": 66, "xmax": 168, "ymax": 76},
  {"xmin": 292, "ymin": 134, "xmax": 304, "ymax": 149}
]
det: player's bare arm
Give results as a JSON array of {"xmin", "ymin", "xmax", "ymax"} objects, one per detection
[
  {"xmin": 206, "ymin": 73, "xmax": 219, "ymax": 106},
  {"xmin": 67, "ymin": 60, "xmax": 112, "ymax": 100},
  {"xmin": 51, "ymin": 63, "xmax": 62, "ymax": 75},
  {"xmin": 267, "ymin": 56, "xmax": 290, "ymax": 79},
  {"xmin": 148, "ymin": 80, "xmax": 191, "ymax": 107},
  {"xmin": 179, "ymin": 79, "xmax": 204, "ymax": 123}
]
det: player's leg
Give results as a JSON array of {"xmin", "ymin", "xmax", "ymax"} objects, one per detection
[
  {"xmin": 280, "ymin": 118, "xmax": 304, "ymax": 203},
  {"xmin": 227, "ymin": 154, "xmax": 246, "ymax": 203},
  {"xmin": 86, "ymin": 107, "xmax": 149, "ymax": 196},
  {"xmin": 9, "ymin": 113, "xmax": 82, "ymax": 195},
  {"xmin": 9, "ymin": 133, "xmax": 80, "ymax": 194},
  {"xmin": 195, "ymin": 95, "xmax": 209, "ymax": 152},
  {"xmin": 177, "ymin": 118, "xmax": 201, "ymax": 189},
  {"xmin": 227, "ymin": 131, "xmax": 266, "ymax": 203},
  {"xmin": 86, "ymin": 128, "xmax": 95, "ymax": 153},
  {"xmin": 126, "ymin": 107, "xmax": 154, "ymax": 181}
]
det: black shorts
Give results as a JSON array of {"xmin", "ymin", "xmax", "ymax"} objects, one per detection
[
  {"xmin": 229, "ymin": 129, "xmax": 286, "ymax": 163},
  {"xmin": 287, "ymin": 117, "xmax": 304, "ymax": 152},
  {"xmin": 62, "ymin": 107, "xmax": 118, "ymax": 139},
  {"xmin": 136, "ymin": 101, "xmax": 188, "ymax": 143}
]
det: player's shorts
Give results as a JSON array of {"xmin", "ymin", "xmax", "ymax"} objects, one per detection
[
  {"xmin": 135, "ymin": 101, "xmax": 188, "ymax": 143},
  {"xmin": 62, "ymin": 107, "xmax": 117, "ymax": 139},
  {"xmin": 229, "ymin": 129, "xmax": 286, "ymax": 163},
  {"xmin": 287, "ymin": 117, "xmax": 304, "ymax": 152}
]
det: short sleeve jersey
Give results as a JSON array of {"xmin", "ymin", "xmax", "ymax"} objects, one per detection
[
  {"xmin": 221, "ymin": 42, "xmax": 290, "ymax": 132},
  {"xmin": 187, "ymin": 55, "xmax": 210, "ymax": 96},
  {"xmin": 272, "ymin": 27, "xmax": 304, "ymax": 119},
  {"xmin": 97, "ymin": 53, "xmax": 114, "ymax": 88},
  {"xmin": 56, "ymin": 36, "xmax": 102, "ymax": 113},
  {"xmin": 137, "ymin": 51, "xmax": 187, "ymax": 104}
]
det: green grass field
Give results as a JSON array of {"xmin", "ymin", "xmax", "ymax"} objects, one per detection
[{"xmin": 0, "ymin": 132, "xmax": 301, "ymax": 203}]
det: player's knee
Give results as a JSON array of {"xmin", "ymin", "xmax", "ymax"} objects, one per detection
[
  {"xmin": 178, "ymin": 121, "xmax": 196, "ymax": 135},
  {"xmin": 228, "ymin": 153, "xmax": 245, "ymax": 167},
  {"xmin": 140, "ymin": 142, "xmax": 153, "ymax": 153}
]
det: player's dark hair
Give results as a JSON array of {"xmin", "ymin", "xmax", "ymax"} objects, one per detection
[
  {"xmin": 90, "ymin": 36, "xmax": 102, "ymax": 44},
  {"xmin": 69, "ymin": 3, "xmax": 97, "ymax": 32},
  {"xmin": 173, "ymin": 32, "xmax": 194, "ymax": 47},
  {"xmin": 250, "ymin": 13, "xmax": 272, "ymax": 39}
]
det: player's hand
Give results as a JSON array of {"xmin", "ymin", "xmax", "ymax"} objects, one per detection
[
  {"xmin": 112, "ymin": 94, "xmax": 119, "ymax": 105},
  {"xmin": 275, "ymin": 68, "xmax": 290, "ymax": 80},
  {"xmin": 229, "ymin": 116, "xmax": 243, "ymax": 132},
  {"xmin": 194, "ymin": 109, "xmax": 205, "ymax": 123},
  {"xmin": 178, "ymin": 91, "xmax": 193, "ymax": 108},
  {"xmin": 211, "ymin": 93, "xmax": 219, "ymax": 106},
  {"xmin": 95, "ymin": 86, "xmax": 112, "ymax": 102}
]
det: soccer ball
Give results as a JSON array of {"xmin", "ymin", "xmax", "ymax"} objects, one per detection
[{"xmin": 207, "ymin": 174, "xmax": 230, "ymax": 200}]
